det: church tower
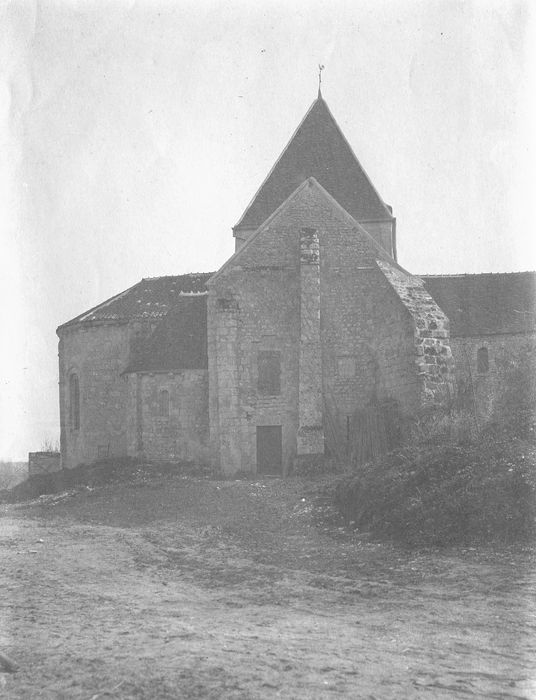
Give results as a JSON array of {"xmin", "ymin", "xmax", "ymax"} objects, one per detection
[
  {"xmin": 207, "ymin": 91, "xmax": 457, "ymax": 476},
  {"xmin": 233, "ymin": 94, "xmax": 396, "ymax": 259}
]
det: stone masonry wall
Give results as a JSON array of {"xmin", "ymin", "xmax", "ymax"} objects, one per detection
[
  {"xmin": 377, "ymin": 260, "xmax": 456, "ymax": 409},
  {"xmin": 126, "ymin": 371, "xmax": 209, "ymax": 463},
  {"xmin": 58, "ymin": 323, "xmax": 131, "ymax": 469},
  {"xmin": 209, "ymin": 198, "xmax": 302, "ymax": 474},
  {"xmin": 237, "ymin": 219, "xmax": 395, "ymax": 258},
  {"xmin": 315, "ymin": 202, "xmax": 419, "ymax": 431},
  {"xmin": 297, "ymin": 228, "xmax": 324, "ymax": 455},
  {"xmin": 28, "ymin": 452, "xmax": 61, "ymax": 477},
  {"xmin": 450, "ymin": 333, "xmax": 536, "ymax": 423},
  {"xmin": 209, "ymin": 180, "xmax": 423, "ymax": 474},
  {"xmin": 322, "ymin": 265, "xmax": 418, "ymax": 421},
  {"xmin": 208, "ymin": 267, "xmax": 300, "ymax": 475},
  {"xmin": 208, "ymin": 295, "xmax": 246, "ymax": 473}
]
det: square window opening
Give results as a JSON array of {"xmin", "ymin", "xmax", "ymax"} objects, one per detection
[{"xmin": 257, "ymin": 351, "xmax": 281, "ymax": 396}]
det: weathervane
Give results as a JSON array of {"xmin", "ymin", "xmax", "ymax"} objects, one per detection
[{"xmin": 318, "ymin": 64, "xmax": 325, "ymax": 98}]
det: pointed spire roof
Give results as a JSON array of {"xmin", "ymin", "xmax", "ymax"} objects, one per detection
[{"xmin": 234, "ymin": 96, "xmax": 392, "ymax": 232}]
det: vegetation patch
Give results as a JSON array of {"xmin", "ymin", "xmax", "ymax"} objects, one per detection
[
  {"xmin": 0, "ymin": 458, "xmax": 212, "ymax": 504},
  {"xmin": 334, "ymin": 419, "xmax": 536, "ymax": 547}
]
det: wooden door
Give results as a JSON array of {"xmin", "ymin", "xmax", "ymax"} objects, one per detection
[{"xmin": 256, "ymin": 426, "xmax": 282, "ymax": 475}]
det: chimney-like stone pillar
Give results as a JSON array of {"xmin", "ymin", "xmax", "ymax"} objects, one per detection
[
  {"xmin": 212, "ymin": 295, "xmax": 244, "ymax": 475},
  {"xmin": 297, "ymin": 228, "xmax": 324, "ymax": 457}
]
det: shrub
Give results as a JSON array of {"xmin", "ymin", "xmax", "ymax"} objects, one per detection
[
  {"xmin": 334, "ymin": 431, "xmax": 536, "ymax": 547},
  {"xmin": 407, "ymin": 407, "xmax": 479, "ymax": 446}
]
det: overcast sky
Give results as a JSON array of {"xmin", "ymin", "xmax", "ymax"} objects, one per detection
[{"xmin": 1, "ymin": 0, "xmax": 534, "ymax": 460}]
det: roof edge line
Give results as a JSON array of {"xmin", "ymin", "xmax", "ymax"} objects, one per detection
[
  {"xmin": 298, "ymin": 178, "xmax": 410, "ymax": 274},
  {"xmin": 57, "ymin": 280, "xmax": 143, "ymax": 333},
  {"xmin": 320, "ymin": 99, "xmax": 393, "ymax": 220},
  {"xmin": 141, "ymin": 272, "xmax": 212, "ymax": 281},
  {"xmin": 211, "ymin": 177, "xmax": 407, "ymax": 286},
  {"xmin": 356, "ymin": 216, "xmax": 395, "ymax": 223},
  {"xmin": 419, "ymin": 271, "xmax": 536, "ymax": 278},
  {"xmin": 210, "ymin": 179, "xmax": 313, "ymax": 285},
  {"xmin": 233, "ymin": 97, "xmax": 320, "ymax": 230}
]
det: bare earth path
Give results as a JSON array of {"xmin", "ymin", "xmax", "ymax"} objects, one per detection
[{"xmin": 1, "ymin": 475, "xmax": 535, "ymax": 699}]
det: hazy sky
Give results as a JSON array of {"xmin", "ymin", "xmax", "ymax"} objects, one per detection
[{"xmin": 1, "ymin": 0, "xmax": 535, "ymax": 460}]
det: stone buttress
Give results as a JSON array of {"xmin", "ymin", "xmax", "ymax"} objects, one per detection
[{"xmin": 296, "ymin": 227, "xmax": 325, "ymax": 461}]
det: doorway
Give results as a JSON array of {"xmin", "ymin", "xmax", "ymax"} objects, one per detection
[{"xmin": 256, "ymin": 426, "xmax": 282, "ymax": 475}]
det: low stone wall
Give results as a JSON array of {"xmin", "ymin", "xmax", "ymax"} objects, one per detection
[{"xmin": 28, "ymin": 452, "xmax": 61, "ymax": 477}]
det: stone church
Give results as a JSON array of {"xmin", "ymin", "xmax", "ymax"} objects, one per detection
[{"xmin": 57, "ymin": 93, "xmax": 536, "ymax": 475}]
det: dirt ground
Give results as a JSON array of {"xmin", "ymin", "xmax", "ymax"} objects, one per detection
[{"xmin": 1, "ymin": 473, "xmax": 535, "ymax": 699}]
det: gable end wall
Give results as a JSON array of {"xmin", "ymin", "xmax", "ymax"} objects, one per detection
[{"xmin": 209, "ymin": 182, "xmax": 424, "ymax": 474}]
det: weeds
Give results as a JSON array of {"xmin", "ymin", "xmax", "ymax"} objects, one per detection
[{"xmin": 334, "ymin": 399, "xmax": 536, "ymax": 547}]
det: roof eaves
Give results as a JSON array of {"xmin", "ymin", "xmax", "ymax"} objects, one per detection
[
  {"xmin": 419, "ymin": 271, "xmax": 536, "ymax": 278},
  {"xmin": 56, "ymin": 279, "xmax": 143, "ymax": 334}
]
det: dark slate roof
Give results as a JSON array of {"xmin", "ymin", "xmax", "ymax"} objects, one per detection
[
  {"xmin": 58, "ymin": 273, "xmax": 212, "ymax": 330},
  {"xmin": 422, "ymin": 272, "xmax": 536, "ymax": 337},
  {"xmin": 125, "ymin": 296, "xmax": 208, "ymax": 372},
  {"xmin": 235, "ymin": 96, "xmax": 392, "ymax": 232}
]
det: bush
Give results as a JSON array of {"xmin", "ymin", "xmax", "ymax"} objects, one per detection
[
  {"xmin": 334, "ymin": 431, "xmax": 536, "ymax": 547},
  {"xmin": 408, "ymin": 408, "xmax": 479, "ymax": 446}
]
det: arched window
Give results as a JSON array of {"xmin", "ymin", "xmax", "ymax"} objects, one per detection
[
  {"xmin": 69, "ymin": 374, "xmax": 80, "ymax": 430},
  {"xmin": 158, "ymin": 389, "xmax": 170, "ymax": 417},
  {"xmin": 477, "ymin": 347, "xmax": 489, "ymax": 374}
]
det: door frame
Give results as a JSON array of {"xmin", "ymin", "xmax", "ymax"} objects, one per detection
[{"xmin": 256, "ymin": 425, "xmax": 283, "ymax": 476}]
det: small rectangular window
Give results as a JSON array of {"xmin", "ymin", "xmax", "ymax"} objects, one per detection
[
  {"xmin": 477, "ymin": 347, "xmax": 489, "ymax": 374},
  {"xmin": 158, "ymin": 389, "xmax": 170, "ymax": 417},
  {"xmin": 337, "ymin": 357, "xmax": 356, "ymax": 379},
  {"xmin": 257, "ymin": 351, "xmax": 281, "ymax": 395},
  {"xmin": 69, "ymin": 374, "xmax": 80, "ymax": 430}
]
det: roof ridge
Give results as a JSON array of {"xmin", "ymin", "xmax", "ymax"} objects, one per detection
[
  {"xmin": 141, "ymin": 272, "xmax": 213, "ymax": 281},
  {"xmin": 420, "ymin": 271, "xmax": 535, "ymax": 278}
]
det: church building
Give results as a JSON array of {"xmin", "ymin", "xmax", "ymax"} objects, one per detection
[{"xmin": 57, "ymin": 93, "xmax": 536, "ymax": 475}]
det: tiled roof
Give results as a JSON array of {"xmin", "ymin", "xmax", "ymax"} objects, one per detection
[
  {"xmin": 58, "ymin": 273, "xmax": 212, "ymax": 329},
  {"xmin": 235, "ymin": 97, "xmax": 392, "ymax": 232},
  {"xmin": 422, "ymin": 272, "xmax": 536, "ymax": 337},
  {"xmin": 125, "ymin": 296, "xmax": 208, "ymax": 372}
]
